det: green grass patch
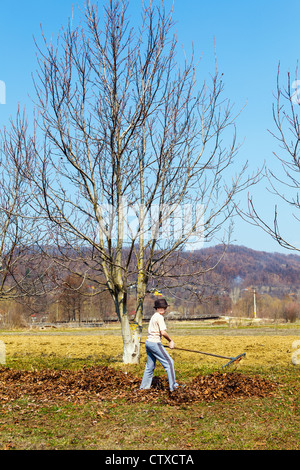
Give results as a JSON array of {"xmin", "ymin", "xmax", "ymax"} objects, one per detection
[
  {"xmin": 0, "ymin": 358, "xmax": 299, "ymax": 450},
  {"xmin": 0, "ymin": 373, "xmax": 299, "ymax": 450}
]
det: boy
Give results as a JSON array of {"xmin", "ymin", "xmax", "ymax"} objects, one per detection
[{"xmin": 140, "ymin": 298, "xmax": 179, "ymax": 392}]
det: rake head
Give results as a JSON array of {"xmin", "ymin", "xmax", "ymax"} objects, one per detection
[{"xmin": 222, "ymin": 353, "xmax": 246, "ymax": 368}]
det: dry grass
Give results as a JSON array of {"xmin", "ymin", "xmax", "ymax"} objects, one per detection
[{"xmin": 1, "ymin": 330, "xmax": 299, "ymax": 369}]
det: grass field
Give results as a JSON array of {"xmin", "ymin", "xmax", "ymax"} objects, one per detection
[{"xmin": 0, "ymin": 322, "xmax": 299, "ymax": 451}]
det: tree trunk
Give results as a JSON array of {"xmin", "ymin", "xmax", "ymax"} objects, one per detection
[
  {"xmin": 122, "ymin": 317, "xmax": 142, "ymax": 364},
  {"xmin": 115, "ymin": 291, "xmax": 142, "ymax": 364}
]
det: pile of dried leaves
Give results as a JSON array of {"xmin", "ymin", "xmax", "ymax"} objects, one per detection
[{"xmin": 0, "ymin": 366, "xmax": 278, "ymax": 405}]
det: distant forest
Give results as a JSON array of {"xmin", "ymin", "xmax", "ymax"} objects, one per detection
[
  {"xmin": 196, "ymin": 244, "xmax": 300, "ymax": 292},
  {"xmin": 1, "ymin": 245, "xmax": 300, "ymax": 327},
  {"xmin": 160, "ymin": 245, "xmax": 300, "ymax": 322}
]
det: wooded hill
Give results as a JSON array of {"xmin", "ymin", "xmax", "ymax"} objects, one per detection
[
  {"xmin": 1, "ymin": 244, "xmax": 300, "ymax": 326},
  {"xmin": 196, "ymin": 244, "xmax": 300, "ymax": 295},
  {"xmin": 160, "ymin": 245, "xmax": 300, "ymax": 321}
]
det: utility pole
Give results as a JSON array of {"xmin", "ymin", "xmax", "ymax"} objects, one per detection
[{"xmin": 243, "ymin": 288, "xmax": 257, "ymax": 318}]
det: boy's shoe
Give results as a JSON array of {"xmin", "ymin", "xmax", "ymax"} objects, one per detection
[
  {"xmin": 170, "ymin": 384, "xmax": 186, "ymax": 393},
  {"xmin": 175, "ymin": 384, "xmax": 186, "ymax": 389}
]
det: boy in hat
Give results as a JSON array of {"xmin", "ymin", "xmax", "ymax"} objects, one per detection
[{"xmin": 140, "ymin": 298, "xmax": 179, "ymax": 392}]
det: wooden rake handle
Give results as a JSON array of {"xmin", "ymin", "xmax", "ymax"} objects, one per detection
[{"xmin": 140, "ymin": 341, "xmax": 246, "ymax": 367}]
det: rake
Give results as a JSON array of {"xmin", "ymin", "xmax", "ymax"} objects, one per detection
[{"xmin": 140, "ymin": 341, "xmax": 246, "ymax": 368}]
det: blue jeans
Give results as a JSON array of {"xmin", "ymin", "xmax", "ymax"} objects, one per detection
[{"xmin": 140, "ymin": 340, "xmax": 178, "ymax": 391}]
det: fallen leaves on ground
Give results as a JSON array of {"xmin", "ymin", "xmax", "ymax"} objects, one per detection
[{"xmin": 0, "ymin": 366, "xmax": 278, "ymax": 406}]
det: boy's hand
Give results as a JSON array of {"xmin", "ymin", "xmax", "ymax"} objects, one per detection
[{"xmin": 169, "ymin": 340, "xmax": 175, "ymax": 349}]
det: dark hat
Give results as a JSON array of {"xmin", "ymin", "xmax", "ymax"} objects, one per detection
[{"xmin": 154, "ymin": 298, "xmax": 169, "ymax": 309}]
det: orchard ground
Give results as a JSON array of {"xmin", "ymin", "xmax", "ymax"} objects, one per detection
[{"xmin": 0, "ymin": 320, "xmax": 299, "ymax": 450}]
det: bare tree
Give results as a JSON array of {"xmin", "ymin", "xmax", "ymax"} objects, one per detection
[
  {"xmin": 23, "ymin": 0, "xmax": 256, "ymax": 363},
  {"xmin": 246, "ymin": 64, "xmax": 300, "ymax": 252},
  {"xmin": 0, "ymin": 108, "xmax": 53, "ymax": 302},
  {"xmin": 58, "ymin": 274, "xmax": 87, "ymax": 323}
]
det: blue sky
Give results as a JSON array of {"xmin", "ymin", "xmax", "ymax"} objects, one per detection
[{"xmin": 0, "ymin": 0, "xmax": 300, "ymax": 254}]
